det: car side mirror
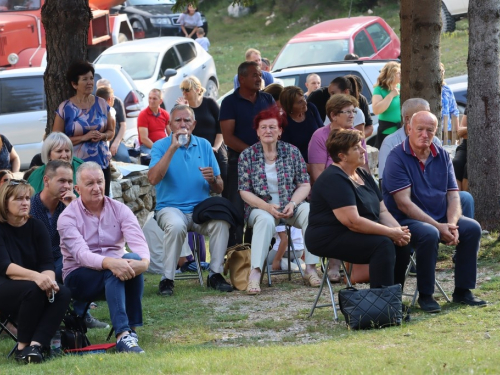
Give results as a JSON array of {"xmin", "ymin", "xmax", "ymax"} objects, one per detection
[{"xmin": 163, "ymin": 69, "xmax": 177, "ymax": 82}]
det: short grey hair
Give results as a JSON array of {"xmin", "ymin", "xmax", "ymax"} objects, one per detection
[
  {"xmin": 170, "ymin": 104, "xmax": 195, "ymax": 122},
  {"xmin": 401, "ymin": 98, "xmax": 430, "ymax": 122},
  {"xmin": 42, "ymin": 132, "xmax": 74, "ymax": 164},
  {"xmin": 76, "ymin": 161, "xmax": 103, "ymax": 185},
  {"xmin": 96, "ymin": 78, "xmax": 111, "ymax": 88}
]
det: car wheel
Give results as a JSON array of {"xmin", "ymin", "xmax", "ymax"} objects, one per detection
[
  {"xmin": 205, "ymin": 78, "xmax": 219, "ymax": 100},
  {"xmin": 441, "ymin": 2, "xmax": 456, "ymax": 33}
]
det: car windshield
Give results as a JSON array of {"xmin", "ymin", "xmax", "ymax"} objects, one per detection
[
  {"xmin": 273, "ymin": 40, "xmax": 349, "ymax": 71},
  {"xmin": 0, "ymin": 0, "xmax": 40, "ymax": 11},
  {"xmin": 96, "ymin": 52, "xmax": 159, "ymax": 80},
  {"xmin": 127, "ymin": 0, "xmax": 175, "ymax": 5}
]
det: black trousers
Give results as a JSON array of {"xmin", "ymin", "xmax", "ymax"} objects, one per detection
[
  {"xmin": 0, "ymin": 280, "xmax": 71, "ymax": 347},
  {"xmin": 309, "ymin": 232, "xmax": 411, "ymax": 288},
  {"xmin": 375, "ymin": 120, "xmax": 401, "ymax": 150},
  {"xmin": 453, "ymin": 139, "xmax": 468, "ymax": 181},
  {"xmin": 226, "ymin": 149, "xmax": 244, "ymax": 246}
]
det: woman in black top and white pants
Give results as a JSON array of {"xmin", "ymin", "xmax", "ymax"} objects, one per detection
[{"xmin": 305, "ymin": 129, "xmax": 411, "ymax": 288}]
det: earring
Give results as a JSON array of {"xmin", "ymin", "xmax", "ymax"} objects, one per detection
[{"xmin": 278, "ymin": 135, "xmax": 281, "ymax": 140}]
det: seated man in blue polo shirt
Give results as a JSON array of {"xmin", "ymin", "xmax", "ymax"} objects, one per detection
[
  {"xmin": 383, "ymin": 111, "xmax": 486, "ymax": 313},
  {"xmin": 148, "ymin": 105, "xmax": 232, "ymax": 296}
]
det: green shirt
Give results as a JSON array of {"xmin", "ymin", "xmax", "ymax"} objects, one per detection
[
  {"xmin": 373, "ymin": 85, "xmax": 401, "ymax": 124},
  {"xmin": 27, "ymin": 156, "xmax": 84, "ymax": 196}
]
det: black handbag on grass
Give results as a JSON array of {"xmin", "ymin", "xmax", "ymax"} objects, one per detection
[
  {"xmin": 60, "ymin": 308, "xmax": 91, "ymax": 350},
  {"xmin": 338, "ymin": 284, "xmax": 403, "ymax": 330}
]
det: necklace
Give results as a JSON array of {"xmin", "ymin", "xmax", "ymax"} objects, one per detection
[
  {"xmin": 335, "ymin": 163, "xmax": 363, "ymax": 184},
  {"xmin": 264, "ymin": 152, "xmax": 278, "ymax": 162},
  {"xmin": 75, "ymin": 95, "xmax": 93, "ymax": 108}
]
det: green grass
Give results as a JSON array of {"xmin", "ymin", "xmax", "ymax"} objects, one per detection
[
  {"xmin": 205, "ymin": 0, "xmax": 469, "ymax": 96},
  {"xmin": 1, "ymin": 233, "xmax": 499, "ymax": 374}
]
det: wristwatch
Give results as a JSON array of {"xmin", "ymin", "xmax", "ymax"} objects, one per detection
[
  {"xmin": 290, "ymin": 201, "xmax": 297, "ymax": 209},
  {"xmin": 212, "ymin": 176, "xmax": 217, "ymax": 184}
]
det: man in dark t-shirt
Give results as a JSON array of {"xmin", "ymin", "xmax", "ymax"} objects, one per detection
[{"xmin": 220, "ymin": 61, "xmax": 275, "ymax": 244}]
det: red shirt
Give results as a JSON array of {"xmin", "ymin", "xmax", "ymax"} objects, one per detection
[{"xmin": 137, "ymin": 107, "xmax": 170, "ymax": 145}]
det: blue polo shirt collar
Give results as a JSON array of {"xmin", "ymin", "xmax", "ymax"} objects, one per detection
[
  {"xmin": 234, "ymin": 87, "xmax": 264, "ymax": 102},
  {"xmin": 402, "ymin": 137, "xmax": 439, "ymax": 171}
]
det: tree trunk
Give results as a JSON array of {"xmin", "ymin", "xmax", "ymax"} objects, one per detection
[
  {"xmin": 467, "ymin": 0, "xmax": 500, "ymax": 231},
  {"xmin": 41, "ymin": 0, "xmax": 92, "ymax": 135},
  {"xmin": 399, "ymin": 0, "xmax": 412, "ymax": 106},
  {"xmin": 408, "ymin": 0, "xmax": 442, "ymax": 135}
]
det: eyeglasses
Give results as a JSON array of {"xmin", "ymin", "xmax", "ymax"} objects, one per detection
[
  {"xmin": 338, "ymin": 110, "xmax": 358, "ymax": 116},
  {"xmin": 181, "ymin": 88, "xmax": 191, "ymax": 93},
  {"xmin": 9, "ymin": 179, "xmax": 28, "ymax": 186}
]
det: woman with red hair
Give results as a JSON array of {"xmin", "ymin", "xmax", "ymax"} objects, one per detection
[{"xmin": 238, "ymin": 106, "xmax": 320, "ymax": 294}]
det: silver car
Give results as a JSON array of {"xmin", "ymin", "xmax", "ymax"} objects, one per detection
[
  {"xmin": 94, "ymin": 37, "xmax": 219, "ymax": 111},
  {"xmin": 0, "ymin": 64, "xmax": 144, "ymax": 169}
]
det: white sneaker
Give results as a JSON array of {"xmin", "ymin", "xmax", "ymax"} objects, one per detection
[
  {"xmin": 280, "ymin": 258, "xmax": 299, "ymax": 271},
  {"xmin": 292, "ymin": 258, "xmax": 306, "ymax": 271}
]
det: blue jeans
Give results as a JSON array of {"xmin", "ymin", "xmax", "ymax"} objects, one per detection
[
  {"xmin": 400, "ymin": 216, "xmax": 481, "ymax": 295},
  {"xmin": 113, "ymin": 142, "xmax": 131, "ymax": 163},
  {"xmin": 459, "ymin": 191, "xmax": 474, "ymax": 219},
  {"xmin": 64, "ymin": 253, "xmax": 144, "ymax": 337}
]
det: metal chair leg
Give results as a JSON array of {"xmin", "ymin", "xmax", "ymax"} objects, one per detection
[
  {"xmin": 308, "ymin": 257, "xmax": 338, "ymax": 321},
  {"xmin": 192, "ymin": 234, "xmax": 204, "ymax": 287}
]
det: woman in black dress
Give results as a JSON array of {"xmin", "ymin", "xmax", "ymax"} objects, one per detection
[
  {"xmin": 305, "ymin": 129, "xmax": 411, "ymax": 288},
  {"xmin": 0, "ymin": 179, "xmax": 70, "ymax": 363}
]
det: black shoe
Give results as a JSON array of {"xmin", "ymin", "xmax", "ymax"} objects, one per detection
[
  {"xmin": 158, "ymin": 278, "xmax": 174, "ymax": 296},
  {"xmin": 408, "ymin": 264, "xmax": 417, "ymax": 277},
  {"xmin": 402, "ymin": 304, "xmax": 411, "ymax": 323},
  {"xmin": 14, "ymin": 346, "xmax": 25, "ymax": 362},
  {"xmin": 418, "ymin": 294, "xmax": 441, "ymax": 313},
  {"xmin": 22, "ymin": 345, "xmax": 44, "ymax": 364},
  {"xmin": 452, "ymin": 290, "xmax": 488, "ymax": 307},
  {"xmin": 207, "ymin": 273, "xmax": 233, "ymax": 292}
]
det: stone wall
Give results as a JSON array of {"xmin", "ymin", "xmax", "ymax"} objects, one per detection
[{"xmin": 111, "ymin": 170, "xmax": 155, "ymax": 228}]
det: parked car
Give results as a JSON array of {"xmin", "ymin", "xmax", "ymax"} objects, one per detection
[
  {"xmin": 111, "ymin": 0, "xmax": 208, "ymax": 38},
  {"xmin": 441, "ymin": 0, "xmax": 469, "ymax": 33},
  {"xmin": 271, "ymin": 16, "xmax": 400, "ymax": 72},
  {"xmin": 448, "ymin": 77, "xmax": 467, "ymax": 114},
  {"xmin": 273, "ymin": 60, "xmax": 403, "ymax": 144},
  {"xmin": 0, "ymin": 64, "xmax": 144, "ymax": 169},
  {"xmin": 94, "ymin": 37, "xmax": 219, "ymax": 111}
]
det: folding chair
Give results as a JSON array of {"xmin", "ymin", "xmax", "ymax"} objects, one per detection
[
  {"xmin": 403, "ymin": 252, "xmax": 451, "ymax": 306},
  {"xmin": 0, "ymin": 312, "xmax": 18, "ymax": 358},
  {"xmin": 261, "ymin": 225, "xmax": 305, "ymax": 287},
  {"xmin": 309, "ymin": 258, "xmax": 353, "ymax": 321},
  {"xmin": 174, "ymin": 232, "xmax": 204, "ymax": 287}
]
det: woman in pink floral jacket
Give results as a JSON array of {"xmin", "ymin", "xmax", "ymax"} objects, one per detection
[{"xmin": 238, "ymin": 106, "xmax": 320, "ymax": 295}]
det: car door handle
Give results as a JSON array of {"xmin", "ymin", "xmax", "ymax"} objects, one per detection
[
  {"xmin": 183, "ymin": 73, "xmax": 188, "ymax": 77},
  {"xmin": 39, "ymin": 117, "xmax": 47, "ymax": 122},
  {"xmin": 202, "ymin": 64, "xmax": 206, "ymax": 69}
]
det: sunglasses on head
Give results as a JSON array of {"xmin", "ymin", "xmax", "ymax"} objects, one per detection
[{"xmin": 9, "ymin": 179, "xmax": 28, "ymax": 186}]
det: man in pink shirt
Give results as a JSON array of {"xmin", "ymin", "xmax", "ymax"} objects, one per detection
[{"xmin": 58, "ymin": 162, "xmax": 150, "ymax": 354}]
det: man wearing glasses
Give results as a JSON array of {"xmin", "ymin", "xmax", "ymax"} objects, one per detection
[{"xmin": 148, "ymin": 105, "xmax": 232, "ymax": 296}]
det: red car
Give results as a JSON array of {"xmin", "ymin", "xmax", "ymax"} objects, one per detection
[{"xmin": 272, "ymin": 16, "xmax": 400, "ymax": 71}]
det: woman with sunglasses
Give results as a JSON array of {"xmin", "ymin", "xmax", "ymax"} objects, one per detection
[
  {"xmin": 176, "ymin": 76, "xmax": 227, "ymax": 189},
  {"xmin": 0, "ymin": 179, "xmax": 71, "ymax": 363}
]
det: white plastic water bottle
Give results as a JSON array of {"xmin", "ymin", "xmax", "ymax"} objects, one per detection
[
  {"xmin": 50, "ymin": 330, "xmax": 61, "ymax": 352},
  {"xmin": 178, "ymin": 134, "xmax": 188, "ymax": 146}
]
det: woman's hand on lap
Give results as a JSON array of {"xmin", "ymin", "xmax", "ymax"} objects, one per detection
[
  {"xmin": 281, "ymin": 202, "xmax": 295, "ymax": 218},
  {"xmin": 34, "ymin": 273, "xmax": 57, "ymax": 292},
  {"xmin": 266, "ymin": 203, "xmax": 284, "ymax": 219}
]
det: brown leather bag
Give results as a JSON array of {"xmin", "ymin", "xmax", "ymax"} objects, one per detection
[
  {"xmin": 223, "ymin": 244, "xmax": 251, "ymax": 291},
  {"xmin": 343, "ymin": 263, "xmax": 370, "ymax": 285}
]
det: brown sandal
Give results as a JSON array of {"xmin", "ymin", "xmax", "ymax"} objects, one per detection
[{"xmin": 303, "ymin": 272, "xmax": 322, "ymax": 287}]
